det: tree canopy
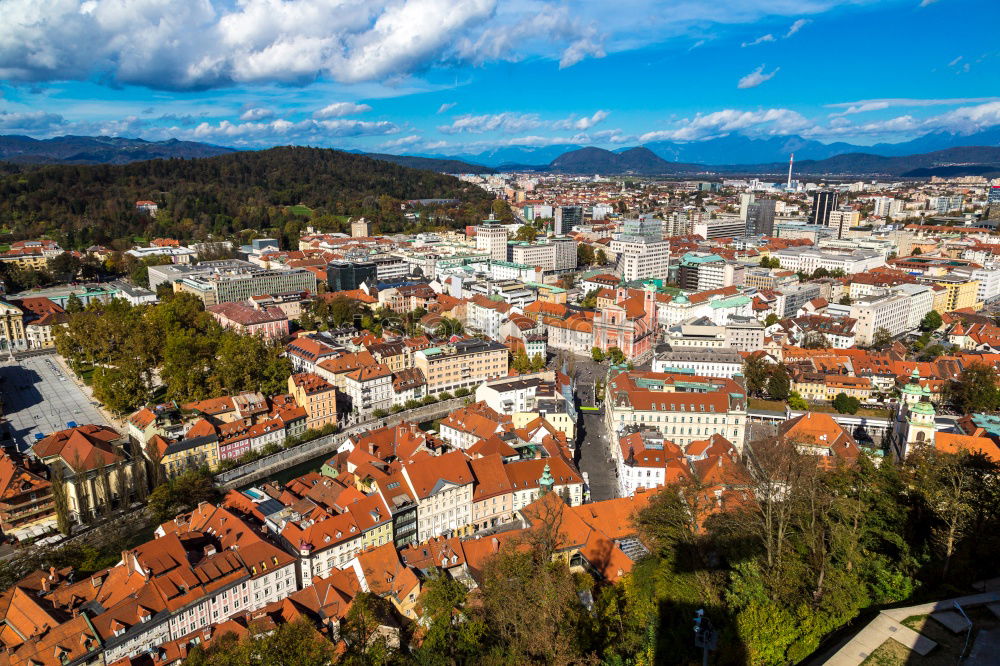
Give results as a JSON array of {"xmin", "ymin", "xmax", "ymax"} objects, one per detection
[{"xmin": 0, "ymin": 147, "xmax": 492, "ymax": 249}]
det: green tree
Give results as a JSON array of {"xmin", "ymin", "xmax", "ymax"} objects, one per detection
[
  {"xmin": 764, "ymin": 312, "xmax": 780, "ymax": 327},
  {"xmin": 64, "ymin": 292, "xmax": 84, "ymax": 314},
  {"xmin": 577, "ymin": 243, "xmax": 595, "ymax": 266},
  {"xmin": 871, "ymin": 327, "xmax": 893, "ymax": 349},
  {"xmin": 591, "ymin": 347, "xmax": 605, "ymax": 362},
  {"xmin": 838, "ymin": 294, "xmax": 852, "ymax": 305},
  {"xmin": 608, "ymin": 346, "xmax": 626, "ymax": 365},
  {"xmin": 147, "ymin": 468, "xmax": 220, "ymax": 522},
  {"xmin": 595, "ymin": 248, "xmax": 609, "ymax": 265},
  {"xmin": 788, "ymin": 390, "xmax": 808, "ymax": 410},
  {"xmin": 512, "ymin": 349, "xmax": 531, "ymax": 373},
  {"xmin": 832, "ymin": 392, "xmax": 860, "ymax": 414},
  {"xmin": 944, "ymin": 362, "xmax": 1000, "ymax": 414},
  {"xmin": 414, "ymin": 572, "xmax": 486, "ymax": 664},
  {"xmin": 766, "ymin": 365, "xmax": 791, "ymax": 400},
  {"xmin": 743, "ymin": 355, "xmax": 771, "ymax": 398},
  {"xmin": 49, "ymin": 466, "xmax": 73, "ymax": 536},
  {"xmin": 920, "ymin": 310, "xmax": 943, "ymax": 332},
  {"xmin": 514, "ymin": 224, "xmax": 538, "ymax": 242},
  {"xmin": 530, "ymin": 353, "xmax": 546, "ymax": 372}
]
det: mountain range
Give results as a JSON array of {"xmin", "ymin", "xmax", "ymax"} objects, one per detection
[
  {"xmin": 3, "ymin": 132, "xmax": 1000, "ymax": 178},
  {"xmin": 422, "ymin": 127, "xmax": 1000, "ymax": 167},
  {"xmin": 0, "ymin": 134, "xmax": 235, "ymax": 164}
]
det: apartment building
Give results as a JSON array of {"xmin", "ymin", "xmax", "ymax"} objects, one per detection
[
  {"xmin": 344, "ymin": 364, "xmax": 394, "ymax": 416},
  {"xmin": 414, "ymin": 339, "xmax": 508, "ymax": 394},
  {"xmin": 288, "ymin": 373, "xmax": 338, "ymax": 429},
  {"xmin": 614, "ymin": 428, "xmax": 689, "ymax": 497},
  {"xmin": 401, "ymin": 451, "xmax": 474, "ymax": 541},
  {"xmin": 604, "ymin": 370, "xmax": 747, "ymax": 452}
]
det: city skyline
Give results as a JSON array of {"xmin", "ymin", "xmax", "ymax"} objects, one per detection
[{"xmin": 1, "ymin": 0, "xmax": 999, "ymax": 156}]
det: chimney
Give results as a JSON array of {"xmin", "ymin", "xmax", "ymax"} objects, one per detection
[
  {"xmin": 40, "ymin": 577, "xmax": 50, "ymax": 593},
  {"xmin": 491, "ymin": 537, "xmax": 499, "ymax": 553},
  {"xmin": 49, "ymin": 566, "xmax": 57, "ymax": 580}
]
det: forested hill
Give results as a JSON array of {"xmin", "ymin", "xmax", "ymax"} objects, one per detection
[{"xmin": 0, "ymin": 146, "xmax": 494, "ymax": 248}]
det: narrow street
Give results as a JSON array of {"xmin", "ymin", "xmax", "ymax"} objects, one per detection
[
  {"xmin": 576, "ymin": 409, "xmax": 617, "ymax": 501},
  {"xmin": 567, "ymin": 356, "xmax": 618, "ymax": 501}
]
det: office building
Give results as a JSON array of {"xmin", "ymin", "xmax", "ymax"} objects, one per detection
[
  {"xmin": 829, "ymin": 209, "xmax": 862, "ymax": 240},
  {"xmin": 745, "ymin": 199, "xmax": 776, "ymax": 236},
  {"xmin": 326, "ymin": 261, "xmax": 377, "ymax": 291},
  {"xmin": 610, "ymin": 235, "xmax": 670, "ymax": 281},
  {"xmin": 619, "ymin": 215, "xmax": 664, "ymax": 239},
  {"xmin": 554, "ymin": 205, "xmax": 583, "ymax": 235},
  {"xmin": 170, "ymin": 261, "xmax": 317, "ymax": 306},
  {"xmin": 810, "ymin": 190, "xmax": 839, "ymax": 226},
  {"xmin": 739, "ymin": 193, "xmax": 755, "ymax": 221},
  {"xmin": 652, "ymin": 347, "xmax": 744, "ymax": 379},
  {"xmin": 476, "ymin": 224, "xmax": 509, "ymax": 261},
  {"xmin": 691, "ymin": 216, "xmax": 746, "ymax": 240},
  {"xmin": 770, "ymin": 246, "xmax": 885, "ymax": 275},
  {"xmin": 677, "ymin": 253, "xmax": 742, "ymax": 291}
]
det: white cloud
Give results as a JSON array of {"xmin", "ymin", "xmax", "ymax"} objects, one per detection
[
  {"xmin": 826, "ymin": 97, "xmax": 1000, "ymax": 116},
  {"xmin": 0, "ymin": 110, "xmax": 65, "ymax": 130},
  {"xmin": 919, "ymin": 0, "xmax": 939, "ymax": 7},
  {"xmin": 639, "ymin": 108, "xmax": 809, "ymax": 142},
  {"xmin": 554, "ymin": 110, "xmax": 610, "ymax": 131},
  {"xmin": 948, "ymin": 55, "xmax": 963, "ymax": 67},
  {"xmin": 437, "ymin": 102, "xmax": 457, "ymax": 114},
  {"xmin": 828, "ymin": 102, "xmax": 891, "ymax": 117},
  {"xmin": 183, "ymin": 117, "xmax": 399, "ymax": 145},
  {"xmin": 0, "ymin": 0, "xmax": 884, "ymax": 90},
  {"xmin": 741, "ymin": 34, "xmax": 774, "ymax": 47},
  {"xmin": 737, "ymin": 64, "xmax": 779, "ymax": 89},
  {"xmin": 784, "ymin": 19, "xmax": 810, "ymax": 38},
  {"xmin": 438, "ymin": 112, "xmax": 543, "ymax": 134},
  {"xmin": 379, "ymin": 134, "xmax": 422, "ymax": 149},
  {"xmin": 313, "ymin": 102, "xmax": 372, "ymax": 119},
  {"xmin": 239, "ymin": 107, "xmax": 274, "ymax": 121}
]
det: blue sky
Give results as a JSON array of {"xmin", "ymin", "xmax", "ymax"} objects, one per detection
[{"xmin": 1, "ymin": 0, "xmax": 998, "ymax": 155}]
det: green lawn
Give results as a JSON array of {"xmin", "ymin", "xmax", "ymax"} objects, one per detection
[{"xmin": 288, "ymin": 204, "xmax": 313, "ymax": 217}]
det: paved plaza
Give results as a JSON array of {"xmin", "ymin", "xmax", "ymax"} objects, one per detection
[{"xmin": 0, "ymin": 353, "xmax": 111, "ymax": 452}]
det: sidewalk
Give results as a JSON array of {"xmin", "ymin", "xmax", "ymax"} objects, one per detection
[{"xmin": 824, "ymin": 591, "xmax": 1000, "ymax": 665}]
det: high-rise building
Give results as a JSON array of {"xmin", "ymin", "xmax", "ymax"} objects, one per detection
[
  {"xmin": 988, "ymin": 186, "xmax": 1000, "ymax": 205},
  {"xmin": 739, "ymin": 193, "xmax": 756, "ymax": 221},
  {"xmin": 745, "ymin": 199, "xmax": 776, "ymax": 237},
  {"xmin": 810, "ymin": 191, "xmax": 839, "ymax": 226},
  {"xmin": 872, "ymin": 196, "xmax": 903, "ymax": 219},
  {"xmin": 476, "ymin": 224, "xmax": 509, "ymax": 262},
  {"xmin": 554, "ymin": 206, "xmax": 583, "ymax": 235},
  {"xmin": 829, "ymin": 209, "xmax": 861, "ymax": 239},
  {"xmin": 327, "ymin": 261, "xmax": 377, "ymax": 291},
  {"xmin": 619, "ymin": 215, "xmax": 664, "ymax": 239},
  {"xmin": 610, "ymin": 236, "xmax": 670, "ymax": 282}
]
